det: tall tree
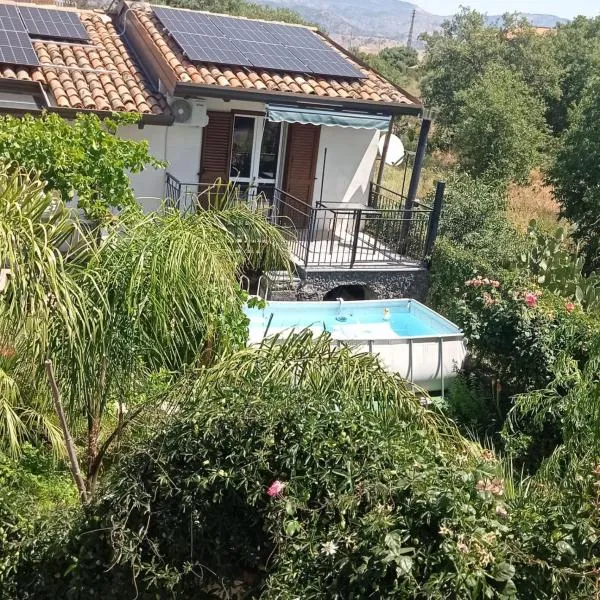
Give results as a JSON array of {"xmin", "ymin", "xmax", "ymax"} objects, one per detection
[
  {"xmin": 548, "ymin": 77, "xmax": 600, "ymax": 270},
  {"xmin": 453, "ymin": 65, "xmax": 547, "ymax": 183},
  {"xmin": 546, "ymin": 17, "xmax": 600, "ymax": 134}
]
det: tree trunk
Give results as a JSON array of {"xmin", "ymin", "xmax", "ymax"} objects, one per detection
[{"xmin": 45, "ymin": 360, "xmax": 88, "ymax": 503}]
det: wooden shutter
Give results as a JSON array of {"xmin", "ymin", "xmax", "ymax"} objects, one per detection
[
  {"xmin": 282, "ymin": 123, "xmax": 320, "ymax": 228},
  {"xmin": 199, "ymin": 111, "xmax": 233, "ymax": 183}
]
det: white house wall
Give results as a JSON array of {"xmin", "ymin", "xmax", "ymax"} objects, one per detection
[
  {"xmin": 312, "ymin": 126, "xmax": 380, "ymax": 205},
  {"xmin": 119, "ymin": 122, "xmax": 203, "ymax": 212}
]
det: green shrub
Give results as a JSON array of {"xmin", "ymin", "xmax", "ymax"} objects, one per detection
[
  {"xmin": 429, "ymin": 238, "xmax": 600, "ymax": 393},
  {"xmin": 0, "ymin": 112, "xmax": 164, "ymax": 220},
  {"xmin": 427, "ymin": 237, "xmax": 511, "ymax": 317},
  {"xmin": 436, "ymin": 172, "xmax": 524, "ymax": 266},
  {"xmin": 0, "ymin": 447, "xmax": 75, "ymax": 596},
  {"xmin": 519, "ymin": 221, "xmax": 600, "ymax": 310},
  {"xmin": 13, "ymin": 336, "xmax": 519, "ymax": 599}
]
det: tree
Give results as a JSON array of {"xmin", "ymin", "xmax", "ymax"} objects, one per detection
[
  {"xmin": 548, "ymin": 77, "xmax": 600, "ymax": 270},
  {"xmin": 421, "ymin": 10, "xmax": 560, "ymax": 132},
  {"xmin": 421, "ymin": 10, "xmax": 505, "ymax": 128},
  {"xmin": 0, "ymin": 112, "xmax": 164, "ymax": 221},
  {"xmin": 1, "ymin": 168, "xmax": 290, "ymax": 498},
  {"xmin": 453, "ymin": 65, "xmax": 548, "ymax": 183},
  {"xmin": 546, "ymin": 16, "xmax": 600, "ymax": 134},
  {"xmin": 379, "ymin": 46, "xmax": 418, "ymax": 72}
]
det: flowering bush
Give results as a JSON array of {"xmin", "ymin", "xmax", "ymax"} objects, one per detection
[{"xmin": 429, "ymin": 239, "xmax": 600, "ymax": 393}]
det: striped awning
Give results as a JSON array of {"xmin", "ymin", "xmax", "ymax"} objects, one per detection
[{"xmin": 266, "ymin": 103, "xmax": 391, "ymax": 130}]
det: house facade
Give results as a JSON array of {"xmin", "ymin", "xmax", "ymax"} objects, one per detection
[
  {"xmin": 0, "ymin": 1, "xmax": 420, "ymax": 210},
  {"xmin": 0, "ymin": 0, "xmax": 437, "ymax": 297}
]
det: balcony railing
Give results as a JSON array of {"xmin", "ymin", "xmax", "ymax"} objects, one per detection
[
  {"xmin": 164, "ymin": 173, "xmax": 444, "ymax": 270},
  {"xmin": 271, "ymin": 184, "xmax": 443, "ymax": 269},
  {"xmin": 165, "ymin": 174, "xmax": 274, "ymax": 212}
]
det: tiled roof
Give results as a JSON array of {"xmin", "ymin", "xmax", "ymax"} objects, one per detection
[
  {"xmin": 0, "ymin": 6, "xmax": 168, "ymax": 116},
  {"xmin": 132, "ymin": 6, "xmax": 418, "ymax": 107}
]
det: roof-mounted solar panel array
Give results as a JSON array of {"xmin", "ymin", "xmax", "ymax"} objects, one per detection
[
  {"xmin": 20, "ymin": 7, "xmax": 89, "ymax": 42},
  {"xmin": 0, "ymin": 4, "xmax": 26, "ymax": 33},
  {"xmin": 152, "ymin": 6, "xmax": 365, "ymax": 79},
  {"xmin": 0, "ymin": 4, "xmax": 37, "ymax": 66},
  {"xmin": 0, "ymin": 29, "xmax": 38, "ymax": 66},
  {"xmin": 0, "ymin": 4, "xmax": 90, "ymax": 68}
]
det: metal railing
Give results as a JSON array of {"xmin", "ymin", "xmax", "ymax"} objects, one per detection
[
  {"xmin": 165, "ymin": 173, "xmax": 444, "ymax": 270},
  {"xmin": 270, "ymin": 184, "xmax": 444, "ymax": 269},
  {"xmin": 165, "ymin": 173, "xmax": 275, "ymax": 212}
]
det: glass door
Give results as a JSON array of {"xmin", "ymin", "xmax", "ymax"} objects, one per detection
[{"xmin": 230, "ymin": 115, "xmax": 282, "ymax": 204}]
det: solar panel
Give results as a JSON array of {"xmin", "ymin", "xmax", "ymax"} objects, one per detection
[
  {"xmin": 174, "ymin": 32, "xmax": 251, "ymax": 65},
  {"xmin": 0, "ymin": 4, "xmax": 26, "ymax": 33},
  {"xmin": 0, "ymin": 29, "xmax": 38, "ymax": 66},
  {"xmin": 211, "ymin": 15, "xmax": 273, "ymax": 44},
  {"xmin": 287, "ymin": 46, "xmax": 364, "ymax": 79},
  {"xmin": 238, "ymin": 40, "xmax": 309, "ymax": 72},
  {"xmin": 153, "ymin": 6, "xmax": 215, "ymax": 36},
  {"xmin": 268, "ymin": 23, "xmax": 326, "ymax": 51},
  {"xmin": 152, "ymin": 6, "xmax": 365, "ymax": 79},
  {"xmin": 19, "ymin": 7, "xmax": 89, "ymax": 41}
]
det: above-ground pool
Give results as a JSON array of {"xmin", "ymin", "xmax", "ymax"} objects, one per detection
[{"xmin": 244, "ymin": 299, "xmax": 467, "ymax": 392}]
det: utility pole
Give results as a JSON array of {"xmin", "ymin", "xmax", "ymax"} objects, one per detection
[{"xmin": 407, "ymin": 8, "xmax": 416, "ymax": 48}]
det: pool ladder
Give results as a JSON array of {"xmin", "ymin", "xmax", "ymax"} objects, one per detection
[{"xmin": 239, "ymin": 275, "xmax": 269, "ymax": 299}]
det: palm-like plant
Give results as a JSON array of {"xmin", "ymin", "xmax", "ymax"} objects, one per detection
[{"xmin": 0, "ymin": 167, "xmax": 291, "ymax": 499}]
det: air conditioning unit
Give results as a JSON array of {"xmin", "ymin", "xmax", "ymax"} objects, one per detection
[{"xmin": 168, "ymin": 98, "xmax": 208, "ymax": 127}]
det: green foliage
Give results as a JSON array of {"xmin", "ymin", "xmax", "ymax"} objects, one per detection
[
  {"xmin": 548, "ymin": 77, "xmax": 600, "ymax": 270},
  {"xmin": 0, "ymin": 446, "xmax": 75, "ymax": 594},
  {"xmin": 546, "ymin": 16, "xmax": 600, "ymax": 134},
  {"xmin": 427, "ymin": 237, "xmax": 505, "ymax": 317},
  {"xmin": 429, "ymin": 238, "xmax": 600, "ymax": 394},
  {"xmin": 519, "ymin": 222, "xmax": 600, "ymax": 310},
  {"xmin": 379, "ymin": 46, "xmax": 418, "ymax": 72},
  {"xmin": 453, "ymin": 65, "xmax": 548, "ymax": 183},
  {"xmin": 13, "ymin": 334, "xmax": 523, "ymax": 599},
  {"xmin": 0, "ymin": 112, "xmax": 164, "ymax": 220},
  {"xmin": 1, "ymin": 167, "xmax": 290, "ymax": 494},
  {"xmin": 437, "ymin": 172, "xmax": 522, "ymax": 264},
  {"xmin": 422, "ymin": 10, "xmax": 560, "ymax": 132}
]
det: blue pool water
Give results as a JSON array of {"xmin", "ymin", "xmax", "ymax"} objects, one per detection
[{"xmin": 245, "ymin": 299, "xmax": 461, "ymax": 342}]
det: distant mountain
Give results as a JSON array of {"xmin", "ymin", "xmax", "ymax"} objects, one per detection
[{"xmin": 259, "ymin": 0, "xmax": 568, "ymax": 49}]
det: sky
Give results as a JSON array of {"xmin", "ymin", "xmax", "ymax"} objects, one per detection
[{"xmin": 416, "ymin": 0, "xmax": 599, "ymax": 19}]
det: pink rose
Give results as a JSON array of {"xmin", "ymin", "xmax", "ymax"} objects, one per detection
[
  {"xmin": 266, "ymin": 480, "xmax": 285, "ymax": 498},
  {"xmin": 524, "ymin": 292, "xmax": 538, "ymax": 307},
  {"xmin": 565, "ymin": 302, "xmax": 575, "ymax": 313}
]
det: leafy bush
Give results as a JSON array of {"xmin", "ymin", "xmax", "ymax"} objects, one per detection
[
  {"xmin": 429, "ymin": 238, "xmax": 600, "ymax": 392},
  {"xmin": 437, "ymin": 172, "xmax": 523, "ymax": 265},
  {"xmin": 0, "ymin": 447, "xmax": 75, "ymax": 596},
  {"xmin": 14, "ymin": 336, "xmax": 522, "ymax": 599},
  {"xmin": 427, "ymin": 237, "xmax": 510, "ymax": 317},
  {"xmin": 0, "ymin": 112, "xmax": 164, "ymax": 220}
]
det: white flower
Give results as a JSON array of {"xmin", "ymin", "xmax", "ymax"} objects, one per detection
[{"xmin": 321, "ymin": 540, "xmax": 338, "ymax": 556}]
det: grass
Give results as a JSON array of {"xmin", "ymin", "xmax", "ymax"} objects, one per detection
[
  {"xmin": 378, "ymin": 153, "xmax": 561, "ymax": 236},
  {"xmin": 379, "ymin": 150, "xmax": 454, "ymax": 201},
  {"xmin": 507, "ymin": 169, "xmax": 561, "ymax": 232}
]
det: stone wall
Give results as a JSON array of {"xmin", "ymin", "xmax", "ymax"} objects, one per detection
[{"xmin": 266, "ymin": 267, "xmax": 429, "ymax": 302}]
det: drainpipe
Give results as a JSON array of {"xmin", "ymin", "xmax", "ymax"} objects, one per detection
[{"xmin": 400, "ymin": 107, "xmax": 435, "ymax": 254}]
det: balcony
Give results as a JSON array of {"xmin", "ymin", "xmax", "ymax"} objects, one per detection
[{"xmin": 164, "ymin": 174, "xmax": 443, "ymax": 271}]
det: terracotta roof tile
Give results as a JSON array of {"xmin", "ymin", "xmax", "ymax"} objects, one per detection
[
  {"xmin": 0, "ymin": 6, "xmax": 168, "ymax": 117},
  {"xmin": 133, "ymin": 6, "xmax": 417, "ymax": 108}
]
